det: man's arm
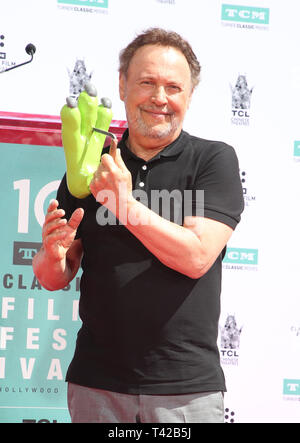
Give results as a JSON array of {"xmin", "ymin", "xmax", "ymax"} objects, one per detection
[
  {"xmin": 122, "ymin": 198, "xmax": 232, "ymax": 279},
  {"xmin": 90, "ymin": 143, "xmax": 232, "ymax": 279},
  {"xmin": 32, "ymin": 199, "xmax": 84, "ymax": 290}
]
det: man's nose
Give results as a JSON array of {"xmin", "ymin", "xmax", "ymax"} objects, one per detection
[{"xmin": 151, "ymin": 86, "xmax": 168, "ymax": 105}]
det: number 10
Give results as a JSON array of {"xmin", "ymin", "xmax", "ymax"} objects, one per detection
[{"xmin": 14, "ymin": 179, "xmax": 61, "ymax": 233}]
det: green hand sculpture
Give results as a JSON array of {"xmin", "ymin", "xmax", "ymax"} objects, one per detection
[{"xmin": 60, "ymin": 82, "xmax": 113, "ymax": 199}]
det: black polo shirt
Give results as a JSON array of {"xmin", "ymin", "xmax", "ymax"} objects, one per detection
[{"xmin": 57, "ymin": 129, "xmax": 244, "ymax": 395}]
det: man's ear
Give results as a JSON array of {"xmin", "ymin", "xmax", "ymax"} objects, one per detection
[{"xmin": 119, "ymin": 72, "xmax": 126, "ymax": 102}]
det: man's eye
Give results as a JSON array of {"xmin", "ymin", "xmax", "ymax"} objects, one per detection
[{"xmin": 167, "ymin": 85, "xmax": 181, "ymax": 93}]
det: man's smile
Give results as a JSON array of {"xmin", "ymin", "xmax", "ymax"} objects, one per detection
[{"xmin": 140, "ymin": 107, "xmax": 173, "ymax": 119}]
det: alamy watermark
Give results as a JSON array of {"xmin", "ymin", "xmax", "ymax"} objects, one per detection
[{"xmin": 95, "ymin": 186, "xmax": 204, "ymax": 226}]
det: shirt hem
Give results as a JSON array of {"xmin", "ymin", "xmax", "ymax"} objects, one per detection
[{"xmin": 66, "ymin": 376, "xmax": 226, "ymax": 395}]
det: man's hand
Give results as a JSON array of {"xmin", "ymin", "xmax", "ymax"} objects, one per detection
[
  {"xmin": 32, "ymin": 200, "xmax": 84, "ymax": 291},
  {"xmin": 42, "ymin": 199, "xmax": 84, "ymax": 262},
  {"xmin": 60, "ymin": 82, "xmax": 113, "ymax": 199},
  {"xmin": 89, "ymin": 138, "xmax": 133, "ymax": 220}
]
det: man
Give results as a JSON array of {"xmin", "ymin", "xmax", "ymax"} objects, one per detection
[{"xmin": 33, "ymin": 28, "xmax": 244, "ymax": 423}]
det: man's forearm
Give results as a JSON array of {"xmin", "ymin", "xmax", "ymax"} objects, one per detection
[{"xmin": 119, "ymin": 197, "xmax": 204, "ymax": 279}]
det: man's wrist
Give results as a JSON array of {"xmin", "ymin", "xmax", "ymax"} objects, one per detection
[
  {"xmin": 118, "ymin": 194, "xmax": 137, "ymax": 225},
  {"xmin": 38, "ymin": 244, "xmax": 66, "ymax": 268}
]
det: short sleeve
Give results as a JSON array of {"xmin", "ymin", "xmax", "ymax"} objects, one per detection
[{"xmin": 191, "ymin": 143, "xmax": 244, "ymax": 230}]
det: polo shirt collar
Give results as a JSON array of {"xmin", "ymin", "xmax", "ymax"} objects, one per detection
[{"xmin": 119, "ymin": 129, "xmax": 186, "ymax": 162}]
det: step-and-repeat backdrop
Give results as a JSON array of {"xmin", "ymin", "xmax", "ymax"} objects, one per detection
[{"xmin": 1, "ymin": 0, "xmax": 300, "ymax": 423}]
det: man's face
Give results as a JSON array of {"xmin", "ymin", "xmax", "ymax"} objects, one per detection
[{"xmin": 119, "ymin": 44, "xmax": 193, "ymax": 146}]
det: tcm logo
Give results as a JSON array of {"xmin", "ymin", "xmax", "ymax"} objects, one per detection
[
  {"xmin": 294, "ymin": 141, "xmax": 300, "ymax": 157},
  {"xmin": 224, "ymin": 248, "xmax": 258, "ymax": 265},
  {"xmin": 13, "ymin": 241, "xmax": 42, "ymax": 266},
  {"xmin": 222, "ymin": 4, "xmax": 270, "ymax": 24},
  {"xmin": 57, "ymin": 0, "xmax": 108, "ymax": 7},
  {"xmin": 283, "ymin": 379, "xmax": 300, "ymax": 396}
]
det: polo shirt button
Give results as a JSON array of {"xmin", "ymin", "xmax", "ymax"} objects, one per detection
[
  {"xmin": 142, "ymin": 165, "xmax": 147, "ymax": 170},
  {"xmin": 139, "ymin": 182, "xmax": 145, "ymax": 187}
]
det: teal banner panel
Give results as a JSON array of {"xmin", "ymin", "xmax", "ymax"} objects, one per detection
[{"xmin": 0, "ymin": 142, "xmax": 81, "ymax": 423}]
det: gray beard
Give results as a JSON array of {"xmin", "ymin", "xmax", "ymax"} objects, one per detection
[{"xmin": 126, "ymin": 109, "xmax": 180, "ymax": 140}]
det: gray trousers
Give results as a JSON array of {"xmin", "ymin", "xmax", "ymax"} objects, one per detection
[{"xmin": 67, "ymin": 383, "xmax": 224, "ymax": 423}]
